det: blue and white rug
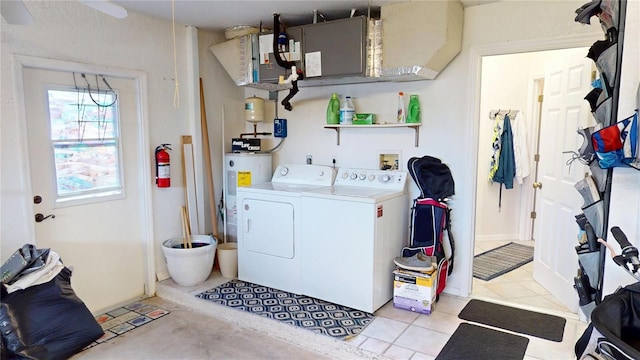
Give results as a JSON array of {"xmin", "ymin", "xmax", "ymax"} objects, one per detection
[{"xmin": 196, "ymin": 279, "xmax": 374, "ymax": 340}]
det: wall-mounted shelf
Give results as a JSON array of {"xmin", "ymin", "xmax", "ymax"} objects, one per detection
[{"xmin": 324, "ymin": 123, "xmax": 422, "ymax": 147}]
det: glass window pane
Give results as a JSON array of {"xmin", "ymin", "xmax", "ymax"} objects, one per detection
[
  {"xmin": 46, "ymin": 87, "xmax": 122, "ymax": 202},
  {"xmin": 54, "ymin": 141, "xmax": 121, "ymax": 196},
  {"xmin": 48, "ymin": 89, "xmax": 116, "ymax": 141}
]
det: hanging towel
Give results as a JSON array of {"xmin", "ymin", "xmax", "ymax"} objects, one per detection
[
  {"xmin": 488, "ymin": 115, "xmax": 502, "ymax": 183},
  {"xmin": 512, "ymin": 112, "xmax": 531, "ymax": 184},
  {"xmin": 492, "ymin": 114, "xmax": 516, "ymax": 210}
]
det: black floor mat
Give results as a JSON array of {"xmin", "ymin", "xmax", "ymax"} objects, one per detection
[
  {"xmin": 436, "ymin": 323, "xmax": 529, "ymax": 360},
  {"xmin": 458, "ymin": 299, "xmax": 566, "ymax": 342}
]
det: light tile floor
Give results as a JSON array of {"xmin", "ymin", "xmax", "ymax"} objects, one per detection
[
  {"xmin": 157, "ymin": 249, "xmax": 588, "ymax": 360},
  {"xmin": 472, "ymin": 240, "xmax": 573, "ymax": 314}
]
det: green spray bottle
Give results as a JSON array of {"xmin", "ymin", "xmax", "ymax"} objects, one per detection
[
  {"xmin": 326, "ymin": 93, "xmax": 340, "ymax": 124},
  {"xmin": 406, "ymin": 95, "xmax": 421, "ymax": 123}
]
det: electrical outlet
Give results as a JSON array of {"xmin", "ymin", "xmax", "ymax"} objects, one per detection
[{"xmin": 306, "ymin": 155, "xmax": 312, "ymax": 164}]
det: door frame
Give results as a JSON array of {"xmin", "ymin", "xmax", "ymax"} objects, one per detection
[
  {"xmin": 12, "ymin": 54, "xmax": 156, "ymax": 297},
  {"xmin": 462, "ymin": 33, "xmax": 601, "ymax": 298}
]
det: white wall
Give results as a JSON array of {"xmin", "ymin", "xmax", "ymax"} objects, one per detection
[
  {"xmin": 224, "ymin": 1, "xmax": 603, "ymax": 297},
  {"xmin": 1, "ymin": 2, "xmax": 193, "ymax": 276},
  {"xmin": 475, "ymin": 48, "xmax": 590, "ymax": 242},
  {"xmin": 197, "ymin": 31, "xmax": 244, "ymax": 240},
  {"xmin": 476, "ymin": 52, "xmax": 540, "ymax": 241},
  {"xmin": 3, "ymin": 0, "xmax": 635, "ymax": 303}
]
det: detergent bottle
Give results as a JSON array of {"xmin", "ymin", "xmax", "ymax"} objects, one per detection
[
  {"xmin": 340, "ymin": 96, "xmax": 355, "ymax": 124},
  {"xmin": 406, "ymin": 95, "xmax": 421, "ymax": 123},
  {"xmin": 326, "ymin": 93, "xmax": 340, "ymax": 124}
]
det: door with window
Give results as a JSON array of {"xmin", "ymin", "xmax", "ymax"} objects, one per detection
[{"xmin": 23, "ymin": 67, "xmax": 146, "ymax": 313}]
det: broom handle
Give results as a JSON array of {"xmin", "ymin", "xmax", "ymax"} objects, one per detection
[
  {"xmin": 200, "ymin": 78, "xmax": 219, "ymax": 241},
  {"xmin": 180, "ymin": 207, "xmax": 188, "ymax": 248},
  {"xmin": 181, "ymin": 206, "xmax": 192, "ymax": 248}
]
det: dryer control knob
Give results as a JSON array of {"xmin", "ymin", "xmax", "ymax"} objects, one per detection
[
  {"xmin": 319, "ymin": 171, "xmax": 325, "ymax": 176},
  {"xmin": 350, "ymin": 173, "xmax": 358, "ymax": 180},
  {"xmin": 359, "ymin": 173, "xmax": 367, "ymax": 180},
  {"xmin": 368, "ymin": 175, "xmax": 375, "ymax": 181},
  {"xmin": 342, "ymin": 172, "xmax": 349, "ymax": 179},
  {"xmin": 279, "ymin": 167, "xmax": 289, "ymax": 176},
  {"xmin": 381, "ymin": 175, "xmax": 391, "ymax": 183}
]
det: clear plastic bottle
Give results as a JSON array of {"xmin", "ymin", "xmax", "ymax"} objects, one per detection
[
  {"xmin": 326, "ymin": 93, "xmax": 340, "ymax": 124},
  {"xmin": 340, "ymin": 96, "xmax": 355, "ymax": 124},
  {"xmin": 406, "ymin": 94, "xmax": 421, "ymax": 123},
  {"xmin": 397, "ymin": 92, "xmax": 406, "ymax": 123}
]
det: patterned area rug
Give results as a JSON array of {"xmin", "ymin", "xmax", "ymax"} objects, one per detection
[
  {"xmin": 82, "ymin": 301, "xmax": 170, "ymax": 350},
  {"xmin": 196, "ymin": 279, "xmax": 374, "ymax": 340},
  {"xmin": 473, "ymin": 242, "xmax": 534, "ymax": 281}
]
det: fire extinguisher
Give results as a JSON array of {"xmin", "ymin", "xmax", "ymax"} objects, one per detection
[{"xmin": 155, "ymin": 144, "xmax": 171, "ymax": 187}]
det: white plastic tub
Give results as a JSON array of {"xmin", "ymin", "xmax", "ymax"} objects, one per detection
[
  {"xmin": 162, "ymin": 235, "xmax": 216, "ymax": 286},
  {"xmin": 217, "ymin": 242, "xmax": 238, "ymax": 278}
]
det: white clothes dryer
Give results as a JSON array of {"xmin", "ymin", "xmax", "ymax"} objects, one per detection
[
  {"xmin": 236, "ymin": 164, "xmax": 335, "ymax": 294},
  {"xmin": 300, "ymin": 168, "xmax": 408, "ymax": 313}
]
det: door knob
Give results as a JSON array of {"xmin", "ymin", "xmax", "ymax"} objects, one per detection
[
  {"xmin": 533, "ymin": 182, "xmax": 543, "ymax": 189},
  {"xmin": 35, "ymin": 213, "xmax": 55, "ymax": 222},
  {"xmin": 33, "ymin": 195, "xmax": 42, "ymax": 204}
]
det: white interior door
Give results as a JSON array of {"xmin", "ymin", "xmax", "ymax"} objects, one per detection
[
  {"xmin": 533, "ymin": 48, "xmax": 595, "ymax": 312},
  {"xmin": 23, "ymin": 67, "xmax": 146, "ymax": 313}
]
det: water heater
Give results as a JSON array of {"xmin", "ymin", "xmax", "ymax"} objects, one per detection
[{"xmin": 223, "ymin": 153, "xmax": 272, "ymax": 243}]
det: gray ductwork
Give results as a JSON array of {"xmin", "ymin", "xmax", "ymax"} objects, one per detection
[{"xmin": 210, "ymin": 1, "xmax": 463, "ymax": 88}]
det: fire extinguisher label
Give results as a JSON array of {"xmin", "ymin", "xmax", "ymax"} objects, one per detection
[{"xmin": 158, "ymin": 164, "xmax": 170, "ymax": 178}]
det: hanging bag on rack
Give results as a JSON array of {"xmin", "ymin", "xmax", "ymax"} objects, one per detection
[
  {"xmin": 591, "ymin": 111, "xmax": 638, "ymax": 168},
  {"xmin": 588, "ymin": 38, "xmax": 618, "ymax": 94}
]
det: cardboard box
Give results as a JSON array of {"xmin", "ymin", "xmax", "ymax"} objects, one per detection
[{"xmin": 393, "ymin": 268, "xmax": 437, "ymax": 314}]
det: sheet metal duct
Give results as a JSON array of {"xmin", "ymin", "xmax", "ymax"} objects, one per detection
[{"xmin": 380, "ymin": 1, "xmax": 463, "ymax": 81}]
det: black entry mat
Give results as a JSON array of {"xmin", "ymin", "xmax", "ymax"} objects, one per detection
[
  {"xmin": 435, "ymin": 323, "xmax": 529, "ymax": 360},
  {"xmin": 458, "ymin": 299, "xmax": 566, "ymax": 342}
]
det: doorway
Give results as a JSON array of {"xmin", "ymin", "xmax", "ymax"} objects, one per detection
[
  {"xmin": 472, "ymin": 48, "xmax": 592, "ymax": 315},
  {"xmin": 15, "ymin": 55, "xmax": 155, "ymax": 314}
]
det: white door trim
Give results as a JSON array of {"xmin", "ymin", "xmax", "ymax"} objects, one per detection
[
  {"xmin": 11, "ymin": 54, "xmax": 156, "ymax": 296},
  {"xmin": 462, "ymin": 33, "xmax": 602, "ymax": 297}
]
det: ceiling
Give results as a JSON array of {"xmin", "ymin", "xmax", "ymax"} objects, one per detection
[{"xmin": 109, "ymin": 0, "xmax": 497, "ymax": 32}]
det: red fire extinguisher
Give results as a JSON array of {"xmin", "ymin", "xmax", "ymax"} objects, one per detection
[{"xmin": 155, "ymin": 144, "xmax": 171, "ymax": 187}]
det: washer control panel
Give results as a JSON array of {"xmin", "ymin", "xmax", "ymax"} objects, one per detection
[
  {"xmin": 336, "ymin": 168, "xmax": 407, "ymax": 191},
  {"xmin": 271, "ymin": 164, "xmax": 336, "ymax": 186}
]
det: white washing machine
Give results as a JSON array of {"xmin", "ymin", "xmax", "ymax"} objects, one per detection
[
  {"xmin": 237, "ymin": 164, "xmax": 335, "ymax": 294},
  {"xmin": 300, "ymin": 168, "xmax": 408, "ymax": 313},
  {"xmin": 223, "ymin": 153, "xmax": 272, "ymax": 243}
]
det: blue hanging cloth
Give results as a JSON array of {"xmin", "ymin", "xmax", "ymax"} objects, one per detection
[{"xmin": 492, "ymin": 114, "xmax": 516, "ymax": 210}]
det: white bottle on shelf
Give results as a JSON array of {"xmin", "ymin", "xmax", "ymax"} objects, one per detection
[
  {"xmin": 340, "ymin": 96, "xmax": 355, "ymax": 124},
  {"xmin": 397, "ymin": 92, "xmax": 406, "ymax": 123}
]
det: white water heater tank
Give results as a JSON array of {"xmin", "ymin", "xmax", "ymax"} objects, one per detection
[{"xmin": 245, "ymin": 96, "xmax": 265, "ymax": 123}]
